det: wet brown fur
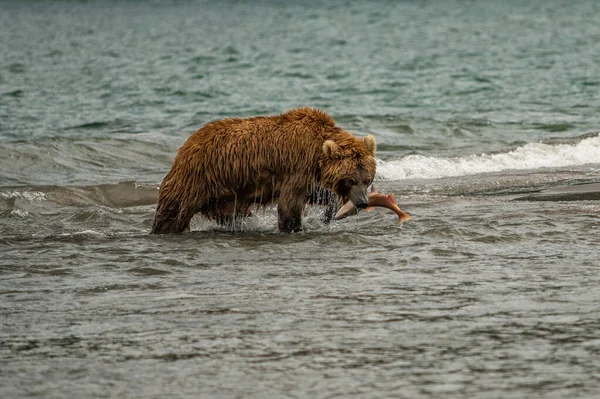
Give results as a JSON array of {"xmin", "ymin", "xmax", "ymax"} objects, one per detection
[{"xmin": 151, "ymin": 107, "xmax": 376, "ymax": 233}]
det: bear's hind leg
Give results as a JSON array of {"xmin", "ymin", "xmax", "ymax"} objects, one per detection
[
  {"xmin": 151, "ymin": 206, "xmax": 192, "ymax": 234},
  {"xmin": 151, "ymin": 208, "xmax": 179, "ymax": 234}
]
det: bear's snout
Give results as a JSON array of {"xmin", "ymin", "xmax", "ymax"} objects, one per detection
[{"xmin": 349, "ymin": 184, "xmax": 369, "ymax": 209}]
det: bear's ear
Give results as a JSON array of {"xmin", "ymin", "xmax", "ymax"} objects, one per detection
[
  {"xmin": 322, "ymin": 140, "xmax": 339, "ymax": 158},
  {"xmin": 364, "ymin": 134, "xmax": 376, "ymax": 156}
]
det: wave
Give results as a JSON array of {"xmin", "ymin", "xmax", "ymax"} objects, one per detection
[
  {"xmin": 0, "ymin": 181, "xmax": 158, "ymax": 209},
  {"xmin": 0, "ymin": 181, "xmax": 159, "ymax": 238},
  {"xmin": 0, "ymin": 135, "xmax": 175, "ymax": 186},
  {"xmin": 376, "ymin": 133, "xmax": 600, "ymax": 181}
]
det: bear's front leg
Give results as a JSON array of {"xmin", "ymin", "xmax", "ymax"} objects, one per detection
[
  {"xmin": 277, "ymin": 186, "xmax": 306, "ymax": 233},
  {"xmin": 278, "ymin": 208, "xmax": 303, "ymax": 233}
]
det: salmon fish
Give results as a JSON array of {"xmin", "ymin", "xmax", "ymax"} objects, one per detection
[{"xmin": 334, "ymin": 186, "xmax": 411, "ymax": 223}]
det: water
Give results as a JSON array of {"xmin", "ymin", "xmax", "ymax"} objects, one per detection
[{"xmin": 1, "ymin": 1, "xmax": 600, "ymax": 397}]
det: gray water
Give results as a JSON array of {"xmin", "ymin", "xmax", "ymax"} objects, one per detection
[{"xmin": 1, "ymin": 1, "xmax": 600, "ymax": 398}]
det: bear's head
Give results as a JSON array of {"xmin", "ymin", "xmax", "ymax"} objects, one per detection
[{"xmin": 321, "ymin": 134, "xmax": 377, "ymax": 219}]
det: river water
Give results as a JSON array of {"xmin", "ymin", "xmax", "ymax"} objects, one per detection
[{"xmin": 1, "ymin": 1, "xmax": 599, "ymax": 398}]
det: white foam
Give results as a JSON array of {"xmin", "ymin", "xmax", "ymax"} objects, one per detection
[
  {"xmin": 10, "ymin": 209, "xmax": 29, "ymax": 218},
  {"xmin": 0, "ymin": 190, "xmax": 46, "ymax": 201},
  {"xmin": 377, "ymin": 134, "xmax": 600, "ymax": 181}
]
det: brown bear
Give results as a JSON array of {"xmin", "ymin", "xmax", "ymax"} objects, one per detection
[{"xmin": 151, "ymin": 107, "xmax": 376, "ymax": 234}]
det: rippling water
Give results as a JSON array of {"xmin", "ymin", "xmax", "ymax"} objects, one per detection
[{"xmin": 1, "ymin": 1, "xmax": 600, "ymax": 398}]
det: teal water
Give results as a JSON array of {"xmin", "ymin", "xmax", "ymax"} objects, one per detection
[{"xmin": 1, "ymin": 1, "xmax": 599, "ymax": 398}]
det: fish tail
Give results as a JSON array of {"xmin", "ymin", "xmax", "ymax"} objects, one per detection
[{"xmin": 398, "ymin": 212, "xmax": 411, "ymax": 223}]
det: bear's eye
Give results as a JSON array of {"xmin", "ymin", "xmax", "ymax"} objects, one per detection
[{"xmin": 343, "ymin": 178, "xmax": 357, "ymax": 187}]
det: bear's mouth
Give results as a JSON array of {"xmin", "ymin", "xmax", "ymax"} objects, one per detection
[
  {"xmin": 333, "ymin": 199, "xmax": 359, "ymax": 220},
  {"xmin": 333, "ymin": 183, "xmax": 370, "ymax": 220}
]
